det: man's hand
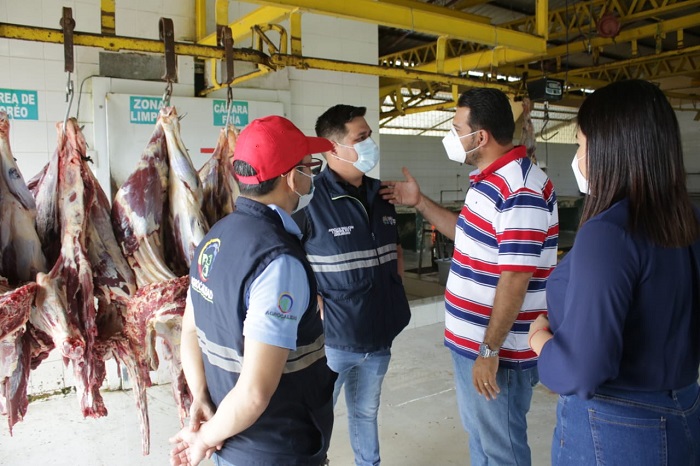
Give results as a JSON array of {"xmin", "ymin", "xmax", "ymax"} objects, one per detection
[
  {"xmin": 380, "ymin": 167, "xmax": 422, "ymax": 207},
  {"xmin": 188, "ymin": 396, "xmax": 216, "ymax": 432},
  {"xmin": 169, "ymin": 425, "xmax": 218, "ymax": 466},
  {"xmin": 472, "ymin": 356, "xmax": 500, "ymax": 400}
]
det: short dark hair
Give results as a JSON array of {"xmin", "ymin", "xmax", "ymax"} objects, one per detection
[
  {"xmin": 315, "ymin": 105, "xmax": 367, "ymax": 141},
  {"xmin": 233, "ymin": 159, "xmax": 279, "ymax": 197},
  {"xmin": 457, "ymin": 88, "xmax": 514, "ymax": 145},
  {"xmin": 577, "ymin": 79, "xmax": 699, "ymax": 247}
]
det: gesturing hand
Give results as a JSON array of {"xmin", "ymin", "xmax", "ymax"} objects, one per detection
[{"xmin": 379, "ymin": 167, "xmax": 422, "ymax": 207}]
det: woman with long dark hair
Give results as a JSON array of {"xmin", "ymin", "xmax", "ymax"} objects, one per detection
[{"xmin": 528, "ymin": 79, "xmax": 700, "ymax": 465}]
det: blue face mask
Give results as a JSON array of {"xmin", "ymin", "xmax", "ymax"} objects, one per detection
[{"xmin": 335, "ymin": 137, "xmax": 380, "ymax": 173}]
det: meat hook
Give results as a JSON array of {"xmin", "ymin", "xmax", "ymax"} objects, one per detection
[{"xmin": 62, "ymin": 73, "xmax": 74, "ymax": 134}]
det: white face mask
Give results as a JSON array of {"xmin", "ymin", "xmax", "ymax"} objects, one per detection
[
  {"xmin": 442, "ymin": 128, "xmax": 480, "ymax": 164},
  {"xmin": 291, "ymin": 170, "xmax": 315, "ymax": 212},
  {"xmin": 571, "ymin": 153, "xmax": 589, "ymax": 194},
  {"xmin": 335, "ymin": 137, "xmax": 380, "ymax": 173}
]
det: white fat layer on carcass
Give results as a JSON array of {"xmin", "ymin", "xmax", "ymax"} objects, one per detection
[
  {"xmin": 160, "ymin": 109, "xmax": 208, "ymax": 266},
  {"xmin": 32, "ymin": 272, "xmax": 85, "ymax": 359}
]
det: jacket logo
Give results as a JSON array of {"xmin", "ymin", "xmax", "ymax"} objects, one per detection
[
  {"xmin": 382, "ymin": 216, "xmax": 396, "ymax": 226},
  {"xmin": 328, "ymin": 226, "xmax": 354, "ymax": 237},
  {"xmin": 198, "ymin": 238, "xmax": 221, "ymax": 282}
]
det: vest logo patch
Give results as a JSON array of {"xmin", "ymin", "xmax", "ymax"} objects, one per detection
[
  {"xmin": 328, "ymin": 225, "xmax": 354, "ymax": 237},
  {"xmin": 382, "ymin": 215, "xmax": 396, "ymax": 226},
  {"xmin": 265, "ymin": 292, "xmax": 299, "ymax": 321},
  {"xmin": 193, "ymin": 238, "xmax": 219, "ymax": 303},
  {"xmin": 198, "ymin": 238, "xmax": 221, "ymax": 282}
]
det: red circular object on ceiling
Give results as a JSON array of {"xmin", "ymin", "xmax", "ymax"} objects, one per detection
[{"xmin": 597, "ymin": 13, "xmax": 621, "ymax": 38}]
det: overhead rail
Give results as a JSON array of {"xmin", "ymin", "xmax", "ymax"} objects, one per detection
[{"xmin": 0, "ymin": 22, "xmax": 516, "ymax": 92}]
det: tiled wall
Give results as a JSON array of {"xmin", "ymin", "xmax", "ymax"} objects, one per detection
[{"xmin": 379, "ymin": 134, "xmax": 581, "ymax": 201}]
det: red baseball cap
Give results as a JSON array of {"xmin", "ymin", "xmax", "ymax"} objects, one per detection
[{"xmin": 234, "ymin": 115, "xmax": 333, "ymax": 184}]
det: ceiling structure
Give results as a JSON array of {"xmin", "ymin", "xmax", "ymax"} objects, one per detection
[
  {"xmin": 1, "ymin": 0, "xmax": 698, "ymax": 138},
  {"xmin": 203, "ymin": 0, "xmax": 700, "ymax": 137},
  {"xmin": 376, "ymin": 0, "xmax": 700, "ymax": 136}
]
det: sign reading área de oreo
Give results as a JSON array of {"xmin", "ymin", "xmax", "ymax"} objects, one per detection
[{"xmin": 0, "ymin": 89, "xmax": 39, "ymax": 120}]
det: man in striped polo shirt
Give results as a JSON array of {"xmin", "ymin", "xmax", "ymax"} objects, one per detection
[{"xmin": 382, "ymin": 88, "xmax": 558, "ymax": 466}]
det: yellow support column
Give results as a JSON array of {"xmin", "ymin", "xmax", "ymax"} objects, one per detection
[
  {"xmin": 101, "ymin": 0, "xmax": 115, "ymax": 36},
  {"xmin": 195, "ymin": 0, "xmax": 207, "ymax": 42},
  {"xmin": 536, "ymin": 0, "xmax": 548, "ymax": 39},
  {"xmin": 291, "ymin": 11, "xmax": 302, "ymax": 55}
]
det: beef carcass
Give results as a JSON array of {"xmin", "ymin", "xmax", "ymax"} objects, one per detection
[
  {"xmin": 160, "ymin": 108, "xmax": 208, "ymax": 275},
  {"xmin": 0, "ymin": 282, "xmax": 37, "ymax": 433},
  {"xmin": 119, "ymin": 275, "xmax": 190, "ymax": 453},
  {"xmin": 111, "ymin": 120, "xmax": 176, "ymax": 287},
  {"xmin": 0, "ymin": 112, "xmax": 47, "ymax": 284},
  {"xmin": 86, "ymin": 155, "xmax": 137, "ymax": 341},
  {"xmin": 198, "ymin": 126, "xmax": 239, "ymax": 226},
  {"xmin": 33, "ymin": 119, "xmax": 105, "ymax": 417}
]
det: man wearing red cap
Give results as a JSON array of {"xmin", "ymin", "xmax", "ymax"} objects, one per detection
[{"xmin": 170, "ymin": 116, "xmax": 337, "ymax": 466}]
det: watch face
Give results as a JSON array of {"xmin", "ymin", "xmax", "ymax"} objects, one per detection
[{"xmin": 479, "ymin": 343, "xmax": 498, "ymax": 358}]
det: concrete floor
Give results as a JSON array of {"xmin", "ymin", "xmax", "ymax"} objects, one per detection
[{"xmin": 0, "ymin": 322, "xmax": 559, "ymax": 466}]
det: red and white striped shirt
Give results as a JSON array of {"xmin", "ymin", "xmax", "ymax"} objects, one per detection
[{"xmin": 444, "ymin": 146, "xmax": 558, "ymax": 369}]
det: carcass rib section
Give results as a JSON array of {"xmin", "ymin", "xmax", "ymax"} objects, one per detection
[{"xmin": 111, "ymin": 120, "xmax": 176, "ymax": 288}]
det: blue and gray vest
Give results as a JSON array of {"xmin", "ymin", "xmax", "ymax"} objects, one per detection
[
  {"xmin": 189, "ymin": 197, "xmax": 335, "ymax": 466},
  {"xmin": 300, "ymin": 168, "xmax": 411, "ymax": 352}
]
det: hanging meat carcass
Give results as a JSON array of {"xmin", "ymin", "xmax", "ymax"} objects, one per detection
[
  {"xmin": 32, "ymin": 118, "xmax": 113, "ymax": 418},
  {"xmin": 160, "ymin": 107, "xmax": 209, "ymax": 276},
  {"xmin": 198, "ymin": 126, "xmax": 239, "ymax": 226},
  {"xmin": 112, "ymin": 107, "xmax": 210, "ymax": 453},
  {"xmin": 111, "ymin": 119, "xmax": 175, "ymax": 288},
  {"xmin": 0, "ymin": 282, "xmax": 37, "ymax": 434},
  {"xmin": 0, "ymin": 112, "xmax": 47, "ymax": 284}
]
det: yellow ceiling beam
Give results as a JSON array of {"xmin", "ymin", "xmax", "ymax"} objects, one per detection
[
  {"xmin": 546, "ymin": 11, "xmax": 700, "ymax": 58},
  {"xmin": 374, "ymin": 0, "xmax": 489, "ymax": 24},
  {"xmin": 414, "ymin": 10, "xmax": 700, "ymax": 75},
  {"xmin": 414, "ymin": 47, "xmax": 535, "ymax": 73},
  {"xmin": 239, "ymin": 0, "xmax": 547, "ymax": 53},
  {"xmin": 197, "ymin": 6, "xmax": 292, "ymax": 46}
]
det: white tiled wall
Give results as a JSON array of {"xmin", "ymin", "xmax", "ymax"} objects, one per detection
[{"xmin": 378, "ymin": 135, "xmax": 583, "ymax": 201}]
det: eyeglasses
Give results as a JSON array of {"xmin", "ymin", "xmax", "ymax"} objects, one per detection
[{"xmin": 295, "ymin": 157, "xmax": 323, "ymax": 176}]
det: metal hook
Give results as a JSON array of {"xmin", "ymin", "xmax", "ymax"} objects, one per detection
[
  {"xmin": 63, "ymin": 73, "xmax": 74, "ymax": 133},
  {"xmin": 224, "ymin": 85, "xmax": 234, "ymax": 129},
  {"xmin": 161, "ymin": 80, "xmax": 173, "ymax": 108},
  {"xmin": 540, "ymin": 102, "xmax": 559, "ymax": 141}
]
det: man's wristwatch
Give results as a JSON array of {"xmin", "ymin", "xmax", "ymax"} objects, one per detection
[{"xmin": 479, "ymin": 343, "xmax": 499, "ymax": 358}]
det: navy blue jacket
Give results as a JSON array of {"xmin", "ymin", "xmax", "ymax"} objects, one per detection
[
  {"xmin": 539, "ymin": 199, "xmax": 700, "ymax": 399},
  {"xmin": 295, "ymin": 167, "xmax": 411, "ymax": 352},
  {"xmin": 189, "ymin": 197, "xmax": 335, "ymax": 465}
]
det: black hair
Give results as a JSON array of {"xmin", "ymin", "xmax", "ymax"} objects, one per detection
[
  {"xmin": 457, "ymin": 88, "xmax": 514, "ymax": 145},
  {"xmin": 233, "ymin": 159, "xmax": 279, "ymax": 197},
  {"xmin": 315, "ymin": 104, "xmax": 367, "ymax": 142},
  {"xmin": 577, "ymin": 79, "xmax": 699, "ymax": 247}
]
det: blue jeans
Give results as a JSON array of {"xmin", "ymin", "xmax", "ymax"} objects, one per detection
[
  {"xmin": 325, "ymin": 347, "xmax": 391, "ymax": 466},
  {"xmin": 451, "ymin": 351, "xmax": 539, "ymax": 466},
  {"xmin": 552, "ymin": 383, "xmax": 700, "ymax": 466},
  {"xmin": 212, "ymin": 453, "xmax": 235, "ymax": 466}
]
